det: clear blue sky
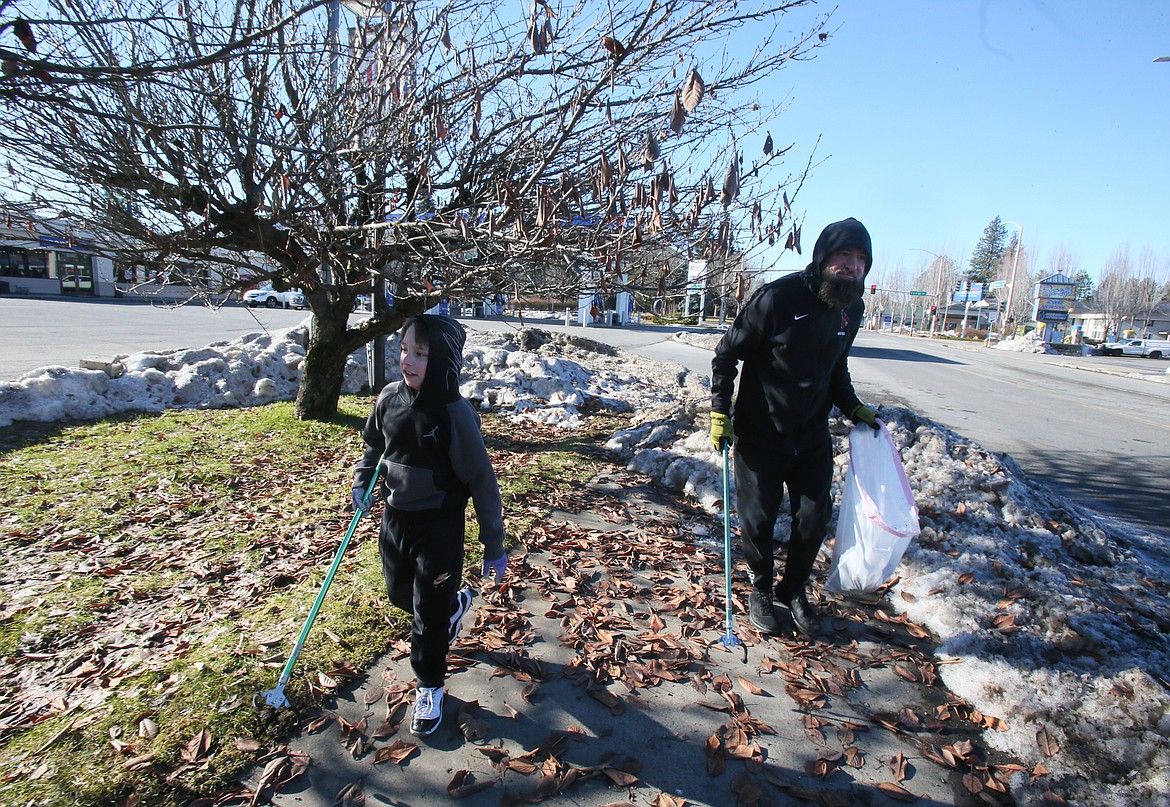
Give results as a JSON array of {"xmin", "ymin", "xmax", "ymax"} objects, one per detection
[{"xmin": 758, "ymin": 0, "xmax": 1170, "ymax": 284}]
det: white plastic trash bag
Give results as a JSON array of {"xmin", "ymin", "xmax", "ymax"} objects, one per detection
[{"xmin": 827, "ymin": 421, "xmax": 920, "ymax": 594}]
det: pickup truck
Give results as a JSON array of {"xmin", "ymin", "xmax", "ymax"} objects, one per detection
[
  {"xmin": 243, "ymin": 286, "xmax": 306, "ymax": 309},
  {"xmin": 1100, "ymin": 338, "xmax": 1170, "ymax": 359}
]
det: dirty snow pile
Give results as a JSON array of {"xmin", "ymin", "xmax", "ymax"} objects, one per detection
[
  {"xmin": 2, "ymin": 319, "xmax": 1169, "ymax": 806},
  {"xmin": 0, "ymin": 321, "xmax": 316, "ymax": 428},
  {"xmin": 995, "ymin": 332, "xmax": 1056, "ymax": 354},
  {"xmin": 0, "ymin": 320, "xmax": 710, "ymax": 432}
]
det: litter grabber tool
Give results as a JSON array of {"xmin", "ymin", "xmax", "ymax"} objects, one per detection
[
  {"xmin": 257, "ymin": 464, "xmax": 383, "ymax": 709},
  {"xmin": 719, "ymin": 442, "xmax": 747, "ymax": 662}
]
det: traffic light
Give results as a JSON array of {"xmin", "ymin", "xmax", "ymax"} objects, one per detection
[
  {"xmin": 930, "ymin": 305, "xmax": 937, "ymax": 315},
  {"xmin": 869, "ymin": 284, "xmax": 877, "ymax": 295}
]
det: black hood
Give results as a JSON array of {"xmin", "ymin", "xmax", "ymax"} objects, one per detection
[
  {"xmin": 803, "ymin": 217, "xmax": 873, "ymax": 282},
  {"xmin": 405, "ymin": 314, "xmax": 466, "ymax": 407}
]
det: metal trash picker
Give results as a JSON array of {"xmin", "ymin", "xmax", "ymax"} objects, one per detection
[
  {"xmin": 257, "ymin": 464, "xmax": 383, "ymax": 709},
  {"xmin": 719, "ymin": 442, "xmax": 747, "ymax": 662}
]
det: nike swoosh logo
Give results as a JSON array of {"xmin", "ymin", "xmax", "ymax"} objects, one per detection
[{"xmin": 794, "ymin": 313, "xmax": 810, "ymax": 321}]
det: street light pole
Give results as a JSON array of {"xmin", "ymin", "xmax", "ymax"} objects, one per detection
[
  {"xmin": 1002, "ymin": 221, "xmax": 1023, "ymax": 338},
  {"xmin": 910, "ymin": 248, "xmax": 949, "ymax": 339}
]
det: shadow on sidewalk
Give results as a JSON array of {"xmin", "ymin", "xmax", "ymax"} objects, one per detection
[{"xmin": 246, "ymin": 466, "xmax": 1007, "ymax": 807}]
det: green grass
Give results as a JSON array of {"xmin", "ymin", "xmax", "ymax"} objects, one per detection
[{"xmin": 0, "ymin": 398, "xmax": 617, "ymax": 806}]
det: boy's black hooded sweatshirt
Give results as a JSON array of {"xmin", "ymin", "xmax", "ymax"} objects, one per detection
[
  {"xmin": 354, "ymin": 314, "xmax": 505, "ymax": 560},
  {"xmin": 711, "ymin": 217, "xmax": 870, "ymax": 445}
]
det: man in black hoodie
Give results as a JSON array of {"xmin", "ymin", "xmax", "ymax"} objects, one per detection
[
  {"xmin": 710, "ymin": 218, "xmax": 879, "ymax": 638},
  {"xmin": 353, "ymin": 314, "xmax": 507, "ymax": 736}
]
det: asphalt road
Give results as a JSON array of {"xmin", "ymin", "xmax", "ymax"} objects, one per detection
[
  {"xmin": 845, "ymin": 332, "xmax": 1170, "ymax": 537},
  {"xmin": 0, "ymin": 295, "xmax": 311, "ymax": 382},
  {"xmin": 3, "ymin": 297, "xmax": 1168, "ymax": 536}
]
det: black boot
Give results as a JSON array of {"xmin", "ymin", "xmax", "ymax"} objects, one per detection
[
  {"xmin": 777, "ymin": 588, "xmax": 823, "ymax": 638},
  {"xmin": 748, "ymin": 590, "xmax": 784, "ymax": 635}
]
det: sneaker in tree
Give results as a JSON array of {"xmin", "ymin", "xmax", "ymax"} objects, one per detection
[
  {"xmin": 783, "ymin": 590, "xmax": 823, "ymax": 638},
  {"xmin": 449, "ymin": 587, "xmax": 473, "ymax": 642},
  {"xmin": 410, "ymin": 686, "xmax": 444, "ymax": 736},
  {"xmin": 748, "ymin": 590, "xmax": 783, "ymax": 635}
]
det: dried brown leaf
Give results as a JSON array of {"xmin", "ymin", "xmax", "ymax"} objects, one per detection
[
  {"xmin": 373, "ymin": 739, "xmax": 418, "ymax": 765},
  {"xmin": 447, "ymin": 769, "xmax": 495, "ymax": 799},
  {"xmin": 180, "ymin": 727, "xmax": 212, "ymax": 763},
  {"xmin": 669, "ymin": 94, "xmax": 686, "ymax": 136},
  {"xmin": 332, "ymin": 778, "xmax": 365, "ymax": 807},
  {"xmin": 602, "ymin": 767, "xmax": 639, "ymax": 787},
  {"xmin": 875, "ymin": 781, "xmax": 918, "ymax": 801},
  {"xmin": 235, "ymin": 736, "xmax": 261, "ymax": 753},
  {"xmin": 1036, "ymin": 727, "xmax": 1061, "ymax": 757},
  {"xmin": 737, "ymin": 677, "xmax": 766, "ymax": 696},
  {"xmin": 682, "ymin": 69, "xmax": 705, "ymax": 112}
]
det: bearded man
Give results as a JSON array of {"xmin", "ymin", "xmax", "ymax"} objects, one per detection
[{"xmin": 709, "ymin": 217, "xmax": 880, "ymax": 638}]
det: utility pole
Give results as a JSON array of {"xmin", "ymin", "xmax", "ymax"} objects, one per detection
[
  {"xmin": 911, "ymin": 249, "xmax": 950, "ymax": 338},
  {"xmin": 1002, "ymin": 221, "xmax": 1023, "ymax": 338}
]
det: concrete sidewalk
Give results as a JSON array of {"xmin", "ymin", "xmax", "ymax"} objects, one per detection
[{"xmin": 242, "ymin": 467, "xmax": 1016, "ymax": 806}]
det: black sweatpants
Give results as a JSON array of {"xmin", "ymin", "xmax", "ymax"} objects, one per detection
[
  {"xmin": 379, "ymin": 505, "xmax": 465, "ymax": 689},
  {"xmin": 733, "ymin": 432, "xmax": 834, "ymax": 600}
]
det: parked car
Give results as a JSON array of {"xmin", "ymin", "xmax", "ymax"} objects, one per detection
[
  {"xmin": 288, "ymin": 290, "xmax": 307, "ymax": 310},
  {"xmin": 243, "ymin": 285, "xmax": 301, "ymax": 309},
  {"xmin": 1100, "ymin": 338, "xmax": 1170, "ymax": 359}
]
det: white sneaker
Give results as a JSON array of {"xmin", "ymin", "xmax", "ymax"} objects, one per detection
[
  {"xmin": 410, "ymin": 686, "xmax": 444, "ymax": 736},
  {"xmin": 449, "ymin": 588, "xmax": 473, "ymax": 642}
]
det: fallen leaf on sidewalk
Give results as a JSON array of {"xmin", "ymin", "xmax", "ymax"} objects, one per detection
[
  {"xmin": 737, "ymin": 677, "xmax": 767, "ymax": 696},
  {"xmin": 447, "ymin": 769, "xmax": 495, "ymax": 799},
  {"xmin": 332, "ymin": 778, "xmax": 365, "ymax": 807},
  {"xmin": 373, "ymin": 739, "xmax": 417, "ymax": 765},
  {"xmin": 458, "ymin": 702, "xmax": 489, "ymax": 741},
  {"xmin": 876, "ymin": 780, "xmax": 918, "ymax": 801}
]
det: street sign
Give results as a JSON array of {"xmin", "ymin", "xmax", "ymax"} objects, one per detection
[
  {"xmin": 989, "ymin": 280, "xmax": 1006, "ymax": 289},
  {"xmin": 909, "ymin": 290, "xmax": 927, "ymax": 296}
]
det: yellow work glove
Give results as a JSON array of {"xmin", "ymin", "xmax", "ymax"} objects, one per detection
[
  {"xmin": 710, "ymin": 411, "xmax": 735, "ymax": 451},
  {"xmin": 850, "ymin": 403, "xmax": 880, "ymax": 432}
]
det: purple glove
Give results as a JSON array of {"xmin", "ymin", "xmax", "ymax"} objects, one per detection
[
  {"xmin": 482, "ymin": 553, "xmax": 508, "ymax": 582},
  {"xmin": 352, "ymin": 487, "xmax": 372, "ymax": 514}
]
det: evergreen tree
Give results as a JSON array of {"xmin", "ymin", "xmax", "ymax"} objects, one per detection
[
  {"xmin": 968, "ymin": 216, "xmax": 1008, "ymax": 285},
  {"xmin": 1073, "ymin": 269, "xmax": 1095, "ymax": 301}
]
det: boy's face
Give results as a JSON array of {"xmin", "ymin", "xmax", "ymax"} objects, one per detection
[{"xmin": 399, "ymin": 325, "xmax": 429, "ymax": 390}]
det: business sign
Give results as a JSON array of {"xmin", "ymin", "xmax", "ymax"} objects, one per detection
[
  {"xmin": 1042, "ymin": 285, "xmax": 1076, "ymax": 300},
  {"xmin": 39, "ymin": 235, "xmax": 95, "ymax": 251},
  {"xmin": 686, "ymin": 260, "xmax": 707, "ymax": 295},
  {"xmin": 1037, "ymin": 309, "xmax": 1069, "ymax": 323}
]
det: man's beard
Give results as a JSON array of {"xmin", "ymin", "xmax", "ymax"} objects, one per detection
[{"xmin": 818, "ymin": 274, "xmax": 864, "ymax": 308}]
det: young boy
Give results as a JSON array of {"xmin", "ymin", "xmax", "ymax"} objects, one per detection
[{"xmin": 352, "ymin": 314, "xmax": 508, "ymax": 736}]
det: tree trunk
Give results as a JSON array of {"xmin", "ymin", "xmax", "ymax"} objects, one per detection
[
  {"xmin": 296, "ymin": 306, "xmax": 354, "ymax": 421},
  {"xmin": 294, "ymin": 293, "xmax": 422, "ymax": 422}
]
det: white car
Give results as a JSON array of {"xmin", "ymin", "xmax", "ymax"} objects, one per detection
[
  {"xmin": 1100, "ymin": 338, "xmax": 1170, "ymax": 359},
  {"xmin": 244, "ymin": 286, "xmax": 302, "ymax": 309}
]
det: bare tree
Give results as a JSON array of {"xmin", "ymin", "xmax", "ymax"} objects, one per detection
[
  {"xmin": 1131, "ymin": 246, "xmax": 1170, "ymax": 336},
  {"xmin": 1095, "ymin": 246, "xmax": 1133, "ymax": 338},
  {"xmin": 1046, "ymin": 245, "xmax": 1080, "ymax": 279},
  {"xmin": 0, "ymin": 0, "xmax": 828, "ymax": 419}
]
